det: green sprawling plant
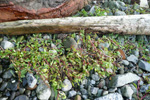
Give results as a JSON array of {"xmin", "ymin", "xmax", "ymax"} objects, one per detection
[{"xmin": 0, "ymin": 31, "xmax": 120, "ymax": 90}]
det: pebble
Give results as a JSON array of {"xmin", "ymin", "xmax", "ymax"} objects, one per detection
[
  {"xmin": 121, "ymin": 60, "xmax": 129, "ymax": 66},
  {"xmin": 96, "ymin": 89, "xmax": 103, "ymax": 97},
  {"xmin": 95, "ymin": 93, "xmax": 123, "ymax": 100},
  {"xmin": 109, "ymin": 72, "xmax": 140, "ymax": 88},
  {"xmin": 10, "ymin": 92, "xmax": 16, "ymax": 100},
  {"xmin": 1, "ymin": 40, "xmax": 14, "ymax": 49},
  {"xmin": 127, "ymin": 55, "xmax": 138, "ymax": 64},
  {"xmin": 115, "ymin": 10, "xmax": 126, "ymax": 16},
  {"xmin": 62, "ymin": 79, "xmax": 72, "ymax": 92},
  {"xmin": 14, "ymin": 95, "xmax": 29, "ymax": 100},
  {"xmin": 0, "ymin": 82, "xmax": 8, "ymax": 91},
  {"xmin": 26, "ymin": 73, "xmax": 37, "ymax": 89},
  {"xmin": 138, "ymin": 60, "xmax": 150, "ymax": 72},
  {"xmin": 91, "ymin": 73, "xmax": 100, "ymax": 81},
  {"xmin": 36, "ymin": 81, "xmax": 51, "ymax": 100},
  {"xmin": 68, "ymin": 90, "xmax": 77, "ymax": 98},
  {"xmin": 121, "ymin": 85, "xmax": 134, "ymax": 99},
  {"xmin": 102, "ymin": 91, "xmax": 108, "ymax": 96},
  {"xmin": 2, "ymin": 70, "xmax": 14, "ymax": 79},
  {"xmin": 81, "ymin": 88, "xmax": 88, "ymax": 95},
  {"xmin": 63, "ymin": 37, "xmax": 77, "ymax": 49},
  {"xmin": 91, "ymin": 87, "xmax": 99, "ymax": 95},
  {"xmin": 108, "ymin": 88, "xmax": 117, "ymax": 93}
]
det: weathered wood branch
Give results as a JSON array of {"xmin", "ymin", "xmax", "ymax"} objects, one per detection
[{"xmin": 0, "ymin": 14, "xmax": 150, "ymax": 35}]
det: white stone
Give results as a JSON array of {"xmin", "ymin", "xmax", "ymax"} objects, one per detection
[
  {"xmin": 140, "ymin": 0, "xmax": 149, "ymax": 8},
  {"xmin": 109, "ymin": 72, "xmax": 140, "ymax": 88},
  {"xmin": 127, "ymin": 55, "xmax": 138, "ymax": 64},
  {"xmin": 94, "ymin": 93, "xmax": 123, "ymax": 100},
  {"xmin": 36, "ymin": 81, "xmax": 51, "ymax": 100},
  {"xmin": 62, "ymin": 79, "xmax": 72, "ymax": 92},
  {"xmin": 1, "ymin": 40, "xmax": 14, "ymax": 49},
  {"xmin": 121, "ymin": 85, "xmax": 134, "ymax": 99}
]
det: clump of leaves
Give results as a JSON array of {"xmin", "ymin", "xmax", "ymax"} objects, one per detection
[
  {"xmin": 74, "ymin": 6, "xmax": 108, "ymax": 17},
  {"xmin": 0, "ymin": 31, "xmax": 121, "ymax": 90}
]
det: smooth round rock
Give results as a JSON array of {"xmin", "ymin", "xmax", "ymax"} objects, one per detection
[{"xmin": 14, "ymin": 95, "xmax": 29, "ymax": 100}]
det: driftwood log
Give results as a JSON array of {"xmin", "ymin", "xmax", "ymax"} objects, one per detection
[
  {"xmin": 0, "ymin": 14, "xmax": 150, "ymax": 35},
  {"xmin": 0, "ymin": 0, "xmax": 91, "ymax": 22}
]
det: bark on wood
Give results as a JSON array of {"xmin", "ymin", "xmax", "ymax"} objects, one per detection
[
  {"xmin": 0, "ymin": 0, "xmax": 91, "ymax": 22},
  {"xmin": 0, "ymin": 14, "xmax": 150, "ymax": 35}
]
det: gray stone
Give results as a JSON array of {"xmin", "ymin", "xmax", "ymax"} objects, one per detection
[
  {"xmin": 36, "ymin": 81, "xmax": 51, "ymax": 100},
  {"xmin": 127, "ymin": 55, "xmax": 138, "ymax": 64},
  {"xmin": 102, "ymin": 91, "xmax": 108, "ymax": 96},
  {"xmin": 0, "ymin": 97, "xmax": 8, "ymax": 100},
  {"xmin": 62, "ymin": 79, "xmax": 72, "ymax": 92},
  {"xmin": 81, "ymin": 79, "xmax": 88, "ymax": 86},
  {"xmin": 91, "ymin": 87, "xmax": 99, "ymax": 95},
  {"xmin": 98, "ymin": 42, "xmax": 109, "ymax": 49},
  {"xmin": 121, "ymin": 60, "xmax": 129, "ymax": 66},
  {"xmin": 1, "ymin": 40, "xmax": 14, "ymax": 49},
  {"xmin": 108, "ymin": 88, "xmax": 117, "ymax": 93},
  {"xmin": 14, "ymin": 95, "xmax": 29, "ymax": 100},
  {"xmin": 95, "ymin": 93, "xmax": 123, "ymax": 100},
  {"xmin": 98, "ymin": 79, "xmax": 105, "ymax": 88},
  {"xmin": 63, "ymin": 37, "xmax": 77, "ymax": 49},
  {"xmin": 3, "ymin": 70, "xmax": 15, "ymax": 79},
  {"xmin": 109, "ymin": 72, "xmax": 140, "ymax": 88},
  {"xmin": 26, "ymin": 73, "xmax": 37, "ymax": 88},
  {"xmin": 138, "ymin": 60, "xmax": 150, "ymax": 72},
  {"xmin": 7, "ymin": 82, "xmax": 18, "ymax": 91},
  {"xmin": 19, "ymin": 88, "xmax": 26, "ymax": 94},
  {"xmin": 68, "ymin": 90, "xmax": 77, "ymax": 98},
  {"xmin": 90, "ymin": 80, "xmax": 96, "ymax": 85},
  {"xmin": 115, "ymin": 10, "xmax": 126, "ymax": 16},
  {"xmin": 10, "ymin": 92, "xmax": 16, "ymax": 100},
  {"xmin": 0, "ymin": 82, "xmax": 8, "ymax": 91},
  {"xmin": 88, "ymin": 6, "xmax": 96, "ymax": 15},
  {"xmin": 119, "ymin": 67, "xmax": 124, "ymax": 74},
  {"xmin": 140, "ymin": 84, "xmax": 150, "ymax": 93},
  {"xmin": 96, "ymin": 89, "xmax": 103, "ymax": 97},
  {"xmin": 121, "ymin": 85, "xmax": 134, "ymax": 99},
  {"xmin": 91, "ymin": 73, "xmax": 100, "ymax": 81},
  {"xmin": 81, "ymin": 88, "xmax": 88, "ymax": 95},
  {"xmin": 82, "ymin": 95, "xmax": 88, "ymax": 100}
]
